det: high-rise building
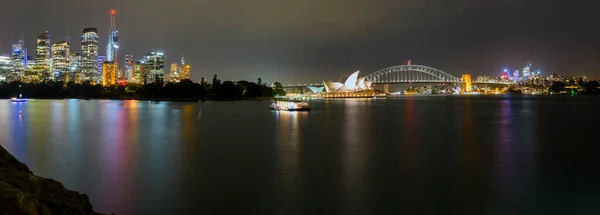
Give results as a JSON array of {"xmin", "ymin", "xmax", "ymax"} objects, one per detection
[
  {"xmin": 34, "ymin": 30, "xmax": 51, "ymax": 78},
  {"xmin": 10, "ymin": 35, "xmax": 27, "ymax": 76},
  {"xmin": 180, "ymin": 64, "xmax": 191, "ymax": 81},
  {"xmin": 106, "ymin": 10, "xmax": 119, "ymax": 64},
  {"xmin": 132, "ymin": 60, "xmax": 149, "ymax": 84},
  {"xmin": 125, "ymin": 54, "xmax": 133, "ymax": 81},
  {"xmin": 522, "ymin": 62, "xmax": 532, "ymax": 79},
  {"xmin": 169, "ymin": 63, "xmax": 179, "ymax": 82},
  {"xmin": 81, "ymin": 28, "xmax": 99, "ymax": 80},
  {"xmin": 179, "ymin": 55, "xmax": 191, "ymax": 81},
  {"xmin": 51, "ymin": 41, "xmax": 70, "ymax": 81},
  {"xmin": 144, "ymin": 52, "xmax": 164, "ymax": 83},
  {"xmin": 69, "ymin": 52, "xmax": 81, "ymax": 72},
  {"xmin": 98, "ymin": 56, "xmax": 106, "ymax": 73},
  {"xmin": 102, "ymin": 61, "xmax": 118, "ymax": 86}
]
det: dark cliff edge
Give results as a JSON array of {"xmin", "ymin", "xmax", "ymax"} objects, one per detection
[{"xmin": 0, "ymin": 145, "xmax": 111, "ymax": 215}]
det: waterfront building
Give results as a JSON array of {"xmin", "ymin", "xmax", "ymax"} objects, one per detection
[
  {"xmin": 81, "ymin": 28, "xmax": 99, "ymax": 80},
  {"xmin": 102, "ymin": 61, "xmax": 118, "ymax": 86},
  {"xmin": 51, "ymin": 41, "xmax": 70, "ymax": 81},
  {"xmin": 98, "ymin": 56, "xmax": 106, "ymax": 73},
  {"xmin": 106, "ymin": 10, "xmax": 119, "ymax": 64},
  {"xmin": 169, "ymin": 63, "xmax": 179, "ymax": 82},
  {"xmin": 0, "ymin": 56, "xmax": 11, "ymax": 76},
  {"xmin": 144, "ymin": 52, "xmax": 164, "ymax": 83},
  {"xmin": 322, "ymin": 71, "xmax": 373, "ymax": 92},
  {"xmin": 34, "ymin": 30, "xmax": 51, "ymax": 78},
  {"xmin": 462, "ymin": 74, "xmax": 472, "ymax": 92},
  {"xmin": 124, "ymin": 54, "xmax": 133, "ymax": 81}
]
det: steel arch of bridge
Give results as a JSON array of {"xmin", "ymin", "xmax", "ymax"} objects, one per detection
[{"xmin": 364, "ymin": 65, "xmax": 462, "ymax": 84}]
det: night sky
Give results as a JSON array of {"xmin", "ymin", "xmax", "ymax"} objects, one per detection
[{"xmin": 0, "ymin": 0, "xmax": 597, "ymax": 83}]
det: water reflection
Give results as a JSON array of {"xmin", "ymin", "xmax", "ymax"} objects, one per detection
[
  {"xmin": 341, "ymin": 100, "xmax": 369, "ymax": 212},
  {"xmin": 274, "ymin": 111, "xmax": 306, "ymax": 212}
]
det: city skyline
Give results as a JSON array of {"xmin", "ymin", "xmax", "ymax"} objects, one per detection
[{"xmin": 0, "ymin": 0, "xmax": 597, "ymax": 83}]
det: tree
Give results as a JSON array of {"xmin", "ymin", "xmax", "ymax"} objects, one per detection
[
  {"xmin": 273, "ymin": 82, "xmax": 285, "ymax": 96},
  {"xmin": 257, "ymin": 77, "xmax": 262, "ymax": 86}
]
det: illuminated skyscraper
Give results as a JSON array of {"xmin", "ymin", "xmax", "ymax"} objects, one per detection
[
  {"xmin": 144, "ymin": 52, "xmax": 164, "ymax": 83},
  {"xmin": 69, "ymin": 52, "xmax": 81, "ymax": 72},
  {"xmin": 125, "ymin": 54, "xmax": 133, "ymax": 81},
  {"xmin": 10, "ymin": 35, "xmax": 27, "ymax": 76},
  {"xmin": 169, "ymin": 63, "xmax": 179, "ymax": 82},
  {"xmin": 98, "ymin": 56, "xmax": 106, "ymax": 73},
  {"xmin": 461, "ymin": 74, "xmax": 472, "ymax": 92},
  {"xmin": 106, "ymin": 10, "xmax": 119, "ymax": 64},
  {"xmin": 51, "ymin": 41, "xmax": 70, "ymax": 80},
  {"xmin": 102, "ymin": 61, "xmax": 118, "ymax": 86},
  {"xmin": 132, "ymin": 60, "xmax": 149, "ymax": 84},
  {"xmin": 81, "ymin": 28, "xmax": 99, "ymax": 80},
  {"xmin": 522, "ymin": 61, "xmax": 532, "ymax": 79},
  {"xmin": 179, "ymin": 55, "xmax": 191, "ymax": 81},
  {"xmin": 34, "ymin": 30, "xmax": 51, "ymax": 77}
]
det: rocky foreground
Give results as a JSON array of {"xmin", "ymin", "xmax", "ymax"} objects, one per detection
[{"xmin": 0, "ymin": 145, "xmax": 109, "ymax": 214}]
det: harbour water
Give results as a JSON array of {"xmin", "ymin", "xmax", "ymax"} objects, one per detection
[{"xmin": 1, "ymin": 96, "xmax": 599, "ymax": 214}]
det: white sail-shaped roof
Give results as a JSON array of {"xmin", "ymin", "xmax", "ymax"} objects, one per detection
[{"xmin": 343, "ymin": 71, "xmax": 360, "ymax": 91}]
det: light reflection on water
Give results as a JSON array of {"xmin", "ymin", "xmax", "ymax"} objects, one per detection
[{"xmin": 0, "ymin": 97, "xmax": 599, "ymax": 214}]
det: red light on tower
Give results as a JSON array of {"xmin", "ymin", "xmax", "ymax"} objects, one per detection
[{"xmin": 111, "ymin": 10, "xmax": 116, "ymax": 15}]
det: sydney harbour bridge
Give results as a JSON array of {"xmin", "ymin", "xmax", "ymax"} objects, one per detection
[{"xmin": 283, "ymin": 64, "xmax": 510, "ymax": 88}]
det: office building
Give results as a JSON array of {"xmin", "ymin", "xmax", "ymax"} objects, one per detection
[
  {"xmin": 179, "ymin": 55, "xmax": 191, "ymax": 80},
  {"xmin": 10, "ymin": 35, "xmax": 27, "ymax": 76},
  {"xmin": 132, "ymin": 60, "xmax": 149, "ymax": 84},
  {"xmin": 106, "ymin": 10, "xmax": 119, "ymax": 64},
  {"xmin": 102, "ymin": 61, "xmax": 118, "ymax": 86},
  {"xmin": 98, "ymin": 56, "xmax": 106, "ymax": 73},
  {"xmin": 169, "ymin": 63, "xmax": 179, "ymax": 82},
  {"xmin": 81, "ymin": 28, "xmax": 99, "ymax": 80},
  {"xmin": 34, "ymin": 30, "xmax": 51, "ymax": 77},
  {"xmin": 144, "ymin": 52, "xmax": 164, "ymax": 83},
  {"xmin": 125, "ymin": 54, "xmax": 133, "ymax": 81},
  {"xmin": 51, "ymin": 41, "xmax": 70, "ymax": 81}
]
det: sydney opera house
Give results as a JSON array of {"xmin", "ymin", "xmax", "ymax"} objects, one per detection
[
  {"xmin": 305, "ymin": 71, "xmax": 383, "ymax": 98},
  {"xmin": 306, "ymin": 71, "xmax": 373, "ymax": 94}
]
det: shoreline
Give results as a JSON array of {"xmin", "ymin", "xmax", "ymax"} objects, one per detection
[{"xmin": 2, "ymin": 97, "xmax": 275, "ymax": 102}]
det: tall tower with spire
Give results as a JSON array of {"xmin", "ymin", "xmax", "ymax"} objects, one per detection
[{"xmin": 106, "ymin": 10, "xmax": 119, "ymax": 65}]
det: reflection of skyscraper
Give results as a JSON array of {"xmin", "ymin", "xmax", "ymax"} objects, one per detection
[
  {"xmin": 34, "ymin": 30, "xmax": 51, "ymax": 77},
  {"xmin": 106, "ymin": 10, "xmax": 119, "ymax": 64},
  {"xmin": 81, "ymin": 27, "xmax": 99, "ymax": 80}
]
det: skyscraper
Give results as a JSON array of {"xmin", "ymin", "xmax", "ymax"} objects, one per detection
[
  {"xmin": 34, "ymin": 30, "xmax": 51, "ymax": 78},
  {"xmin": 81, "ymin": 28, "xmax": 99, "ymax": 80},
  {"xmin": 69, "ymin": 52, "xmax": 81, "ymax": 72},
  {"xmin": 179, "ymin": 55, "xmax": 191, "ymax": 81},
  {"xmin": 132, "ymin": 60, "xmax": 149, "ymax": 84},
  {"xmin": 10, "ymin": 35, "xmax": 27, "ymax": 76},
  {"xmin": 102, "ymin": 62, "xmax": 118, "ymax": 86},
  {"xmin": 106, "ymin": 10, "xmax": 119, "ymax": 64},
  {"xmin": 98, "ymin": 56, "xmax": 106, "ymax": 73},
  {"xmin": 169, "ymin": 63, "xmax": 179, "ymax": 82},
  {"xmin": 144, "ymin": 52, "xmax": 164, "ymax": 83},
  {"xmin": 51, "ymin": 41, "xmax": 70, "ymax": 81},
  {"xmin": 125, "ymin": 54, "xmax": 133, "ymax": 81},
  {"xmin": 522, "ymin": 62, "xmax": 532, "ymax": 79}
]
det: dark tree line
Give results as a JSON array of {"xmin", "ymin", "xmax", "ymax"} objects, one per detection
[{"xmin": 0, "ymin": 76, "xmax": 283, "ymax": 100}]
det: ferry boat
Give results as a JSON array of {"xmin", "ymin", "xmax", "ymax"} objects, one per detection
[
  {"xmin": 270, "ymin": 100, "xmax": 310, "ymax": 111},
  {"xmin": 10, "ymin": 97, "xmax": 28, "ymax": 102}
]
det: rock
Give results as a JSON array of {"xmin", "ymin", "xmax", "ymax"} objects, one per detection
[{"xmin": 0, "ymin": 145, "xmax": 111, "ymax": 215}]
